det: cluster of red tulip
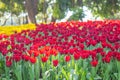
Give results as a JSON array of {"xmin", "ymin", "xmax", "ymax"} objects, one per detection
[{"xmin": 0, "ymin": 20, "xmax": 120, "ymax": 67}]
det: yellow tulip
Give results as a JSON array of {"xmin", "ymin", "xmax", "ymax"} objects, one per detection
[{"xmin": 0, "ymin": 24, "xmax": 36, "ymax": 35}]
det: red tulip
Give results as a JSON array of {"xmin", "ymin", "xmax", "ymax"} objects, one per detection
[
  {"xmin": 6, "ymin": 61, "xmax": 12, "ymax": 67},
  {"xmin": 116, "ymin": 53, "xmax": 120, "ymax": 61},
  {"xmin": 102, "ymin": 56, "xmax": 111, "ymax": 63},
  {"xmin": 33, "ymin": 50, "xmax": 39, "ymax": 57},
  {"xmin": 13, "ymin": 54, "xmax": 21, "ymax": 62},
  {"xmin": 41, "ymin": 56, "xmax": 48, "ymax": 63},
  {"xmin": 53, "ymin": 60, "xmax": 59, "ymax": 67},
  {"xmin": 29, "ymin": 57, "xmax": 36, "ymax": 64},
  {"xmin": 1, "ymin": 49, "xmax": 8, "ymax": 56},
  {"xmin": 64, "ymin": 55, "xmax": 71, "ymax": 62},
  {"xmin": 73, "ymin": 53, "xmax": 80, "ymax": 60},
  {"xmin": 100, "ymin": 52, "xmax": 106, "ymax": 57},
  {"xmin": 22, "ymin": 54, "xmax": 30, "ymax": 61},
  {"xmin": 91, "ymin": 59, "xmax": 98, "ymax": 67},
  {"xmin": 91, "ymin": 40, "xmax": 97, "ymax": 46},
  {"xmin": 101, "ymin": 42, "xmax": 107, "ymax": 48},
  {"xmin": 6, "ymin": 56, "xmax": 12, "ymax": 67},
  {"xmin": 81, "ymin": 50, "xmax": 90, "ymax": 59}
]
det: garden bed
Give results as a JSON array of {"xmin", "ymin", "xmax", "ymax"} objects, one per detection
[{"xmin": 0, "ymin": 20, "xmax": 120, "ymax": 80}]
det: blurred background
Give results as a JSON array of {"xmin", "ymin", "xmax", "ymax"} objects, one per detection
[{"xmin": 0, "ymin": 0, "xmax": 120, "ymax": 26}]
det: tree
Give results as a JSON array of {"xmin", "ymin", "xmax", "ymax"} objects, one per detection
[
  {"xmin": 0, "ymin": 0, "xmax": 25, "ymax": 25},
  {"xmin": 25, "ymin": 0, "xmax": 38, "ymax": 23},
  {"xmin": 84, "ymin": 0, "xmax": 120, "ymax": 19},
  {"xmin": 1, "ymin": 0, "xmax": 120, "ymax": 25},
  {"xmin": 37, "ymin": 0, "xmax": 49, "ymax": 22},
  {"xmin": 0, "ymin": 0, "xmax": 39, "ymax": 24},
  {"xmin": 36, "ymin": 0, "xmax": 85, "ymax": 22},
  {"xmin": 68, "ymin": 7, "xmax": 84, "ymax": 21}
]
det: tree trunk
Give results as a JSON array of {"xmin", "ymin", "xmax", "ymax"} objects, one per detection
[
  {"xmin": 51, "ymin": 16, "xmax": 56, "ymax": 22},
  {"xmin": 18, "ymin": 18, "xmax": 21, "ymax": 25},
  {"xmin": 77, "ymin": 0, "xmax": 83, "ymax": 6},
  {"xmin": 25, "ymin": 16, "xmax": 28, "ymax": 24},
  {"xmin": 1, "ymin": 18, "xmax": 8, "ymax": 26},
  {"xmin": 11, "ymin": 13, "xmax": 13, "ymax": 25},
  {"xmin": 25, "ymin": 0, "xmax": 38, "ymax": 23}
]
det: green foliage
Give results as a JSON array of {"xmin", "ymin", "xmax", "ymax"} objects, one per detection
[
  {"xmin": 0, "ymin": 0, "xmax": 24, "ymax": 15},
  {"xmin": 0, "ymin": 1, "xmax": 7, "ymax": 13},
  {"xmin": 68, "ymin": 7, "xmax": 85, "ymax": 21},
  {"xmin": 52, "ymin": 3, "xmax": 65, "ymax": 19},
  {"xmin": 53, "ymin": 0, "xmax": 84, "ymax": 20},
  {"xmin": 0, "ymin": 60, "xmax": 4, "ymax": 75},
  {"xmin": 84, "ymin": 0, "xmax": 120, "ymax": 18},
  {"xmin": 1, "ymin": 0, "xmax": 120, "ymax": 22},
  {"xmin": 0, "ymin": 2, "xmax": 5, "ymax": 10},
  {"xmin": 38, "ymin": 0, "xmax": 48, "ymax": 13}
]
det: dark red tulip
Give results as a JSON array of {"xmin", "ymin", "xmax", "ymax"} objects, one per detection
[
  {"xmin": 53, "ymin": 60, "xmax": 59, "ymax": 67},
  {"xmin": 41, "ymin": 56, "xmax": 48, "ymax": 63},
  {"xmin": 91, "ymin": 59, "xmax": 98, "ymax": 67},
  {"xmin": 29, "ymin": 57, "xmax": 36, "ymax": 64},
  {"xmin": 64, "ymin": 55, "xmax": 71, "ymax": 62}
]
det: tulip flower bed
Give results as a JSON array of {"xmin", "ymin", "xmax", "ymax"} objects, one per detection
[
  {"xmin": 0, "ymin": 20, "xmax": 120, "ymax": 80},
  {"xmin": 0, "ymin": 23, "xmax": 35, "ymax": 35}
]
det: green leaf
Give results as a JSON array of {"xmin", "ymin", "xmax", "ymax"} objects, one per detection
[
  {"xmin": 62, "ymin": 68, "xmax": 69, "ymax": 80},
  {"xmin": 45, "ymin": 69, "xmax": 53, "ymax": 78},
  {"xmin": 114, "ymin": 73, "xmax": 118, "ymax": 79},
  {"xmin": 94, "ymin": 75, "xmax": 102, "ymax": 80}
]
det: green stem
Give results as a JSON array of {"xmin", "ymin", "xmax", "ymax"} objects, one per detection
[
  {"xmin": 5, "ymin": 65, "xmax": 10, "ymax": 80},
  {"xmin": 103, "ymin": 63, "xmax": 112, "ymax": 80},
  {"xmin": 14, "ymin": 62, "xmax": 22, "ymax": 80},
  {"xmin": 29, "ymin": 64, "xmax": 35, "ymax": 80},
  {"xmin": 116, "ymin": 61, "xmax": 120, "ymax": 80},
  {"xmin": 35, "ymin": 58, "xmax": 40, "ymax": 80},
  {"xmin": 91, "ymin": 67, "xmax": 97, "ymax": 79}
]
